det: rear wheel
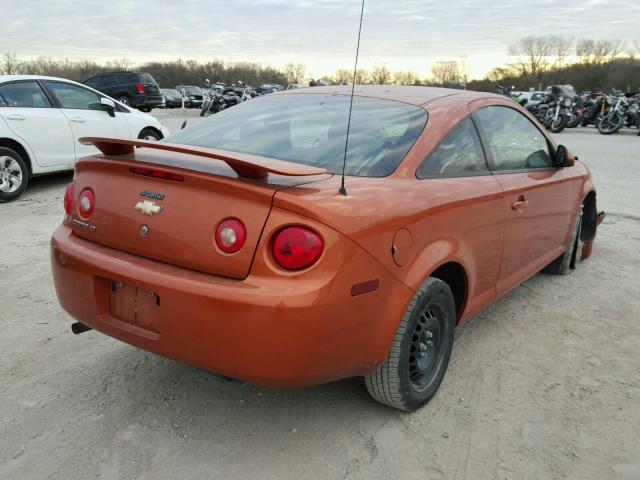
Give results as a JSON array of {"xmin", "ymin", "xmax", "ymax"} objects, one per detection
[
  {"xmin": 0, "ymin": 147, "xmax": 29, "ymax": 203},
  {"xmin": 116, "ymin": 95, "xmax": 131, "ymax": 106},
  {"xmin": 138, "ymin": 128, "xmax": 162, "ymax": 141},
  {"xmin": 365, "ymin": 277, "xmax": 456, "ymax": 411}
]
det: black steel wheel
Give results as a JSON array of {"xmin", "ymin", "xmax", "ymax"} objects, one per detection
[{"xmin": 365, "ymin": 277, "xmax": 456, "ymax": 411}]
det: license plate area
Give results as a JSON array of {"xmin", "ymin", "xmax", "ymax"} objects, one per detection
[{"xmin": 108, "ymin": 280, "xmax": 160, "ymax": 334}]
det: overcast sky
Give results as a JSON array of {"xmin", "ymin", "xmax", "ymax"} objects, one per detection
[{"xmin": 2, "ymin": 0, "xmax": 639, "ymax": 78}]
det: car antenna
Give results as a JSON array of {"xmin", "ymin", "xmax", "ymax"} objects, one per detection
[{"xmin": 339, "ymin": 0, "xmax": 366, "ymax": 196}]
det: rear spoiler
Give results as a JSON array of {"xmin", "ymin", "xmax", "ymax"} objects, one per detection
[{"xmin": 79, "ymin": 137, "xmax": 327, "ymax": 179}]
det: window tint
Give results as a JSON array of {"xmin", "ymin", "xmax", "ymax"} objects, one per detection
[
  {"xmin": 0, "ymin": 81, "xmax": 51, "ymax": 108},
  {"xmin": 141, "ymin": 73, "xmax": 157, "ymax": 84},
  {"xmin": 417, "ymin": 117, "xmax": 487, "ymax": 177},
  {"xmin": 84, "ymin": 77, "xmax": 99, "ymax": 88},
  {"xmin": 475, "ymin": 106, "xmax": 552, "ymax": 170},
  {"xmin": 46, "ymin": 82, "xmax": 102, "ymax": 110},
  {"xmin": 98, "ymin": 75, "xmax": 117, "ymax": 87},
  {"xmin": 120, "ymin": 73, "xmax": 140, "ymax": 84},
  {"xmin": 167, "ymin": 94, "xmax": 428, "ymax": 177}
]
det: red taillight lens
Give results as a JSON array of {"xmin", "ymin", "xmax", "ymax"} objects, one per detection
[
  {"xmin": 136, "ymin": 83, "xmax": 144, "ymax": 94},
  {"xmin": 64, "ymin": 183, "xmax": 73, "ymax": 215},
  {"xmin": 215, "ymin": 218, "xmax": 247, "ymax": 253},
  {"xmin": 129, "ymin": 167, "xmax": 185, "ymax": 182},
  {"xmin": 78, "ymin": 188, "xmax": 95, "ymax": 218},
  {"xmin": 273, "ymin": 226, "xmax": 323, "ymax": 271}
]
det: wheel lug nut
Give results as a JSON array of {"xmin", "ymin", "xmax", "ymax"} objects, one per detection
[
  {"xmin": 418, "ymin": 352, "xmax": 426, "ymax": 358},
  {"xmin": 419, "ymin": 343, "xmax": 427, "ymax": 352},
  {"xmin": 427, "ymin": 341, "xmax": 434, "ymax": 347},
  {"xmin": 425, "ymin": 331, "xmax": 433, "ymax": 339}
]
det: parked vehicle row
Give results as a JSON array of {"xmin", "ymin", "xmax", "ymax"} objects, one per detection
[
  {"xmin": 0, "ymin": 75, "xmax": 169, "ymax": 202},
  {"xmin": 506, "ymin": 85, "xmax": 640, "ymax": 136},
  {"xmin": 199, "ymin": 82, "xmax": 283, "ymax": 117}
]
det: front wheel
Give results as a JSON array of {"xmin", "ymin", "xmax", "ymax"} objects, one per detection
[
  {"xmin": 598, "ymin": 112, "xmax": 623, "ymax": 135},
  {"xmin": 549, "ymin": 115, "xmax": 568, "ymax": 133},
  {"xmin": 364, "ymin": 277, "xmax": 456, "ymax": 411},
  {"xmin": 0, "ymin": 147, "xmax": 29, "ymax": 203},
  {"xmin": 544, "ymin": 210, "xmax": 582, "ymax": 275}
]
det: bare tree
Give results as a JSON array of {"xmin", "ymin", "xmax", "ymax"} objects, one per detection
[
  {"xmin": 283, "ymin": 62, "xmax": 307, "ymax": 84},
  {"xmin": 550, "ymin": 36, "xmax": 573, "ymax": 68},
  {"xmin": 508, "ymin": 36, "xmax": 554, "ymax": 77},
  {"xmin": 430, "ymin": 61, "xmax": 460, "ymax": 86},
  {"xmin": 370, "ymin": 65, "xmax": 392, "ymax": 85},
  {"xmin": 1, "ymin": 53, "xmax": 23, "ymax": 75},
  {"xmin": 354, "ymin": 69, "xmax": 371, "ymax": 85},
  {"xmin": 393, "ymin": 71, "xmax": 418, "ymax": 85},
  {"xmin": 105, "ymin": 58, "xmax": 131, "ymax": 71},
  {"xmin": 332, "ymin": 69, "xmax": 352, "ymax": 84},
  {"xmin": 576, "ymin": 39, "xmax": 624, "ymax": 65}
]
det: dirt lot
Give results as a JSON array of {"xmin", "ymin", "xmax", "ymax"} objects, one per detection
[{"xmin": 1, "ymin": 118, "xmax": 639, "ymax": 480}]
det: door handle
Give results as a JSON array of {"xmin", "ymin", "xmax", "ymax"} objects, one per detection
[
  {"xmin": 6, "ymin": 114, "xmax": 26, "ymax": 121},
  {"xmin": 69, "ymin": 116, "xmax": 86, "ymax": 123},
  {"xmin": 511, "ymin": 196, "xmax": 528, "ymax": 210}
]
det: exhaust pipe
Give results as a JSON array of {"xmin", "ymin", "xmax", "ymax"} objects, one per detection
[{"xmin": 71, "ymin": 322, "xmax": 92, "ymax": 334}]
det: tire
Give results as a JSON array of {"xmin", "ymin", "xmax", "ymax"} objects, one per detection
[
  {"xmin": 0, "ymin": 147, "xmax": 29, "ymax": 203},
  {"xmin": 549, "ymin": 115, "xmax": 568, "ymax": 133},
  {"xmin": 138, "ymin": 128, "xmax": 162, "ymax": 141},
  {"xmin": 544, "ymin": 210, "xmax": 582, "ymax": 275},
  {"xmin": 364, "ymin": 277, "xmax": 456, "ymax": 411},
  {"xmin": 567, "ymin": 114, "xmax": 581, "ymax": 128},
  {"xmin": 116, "ymin": 95, "xmax": 131, "ymax": 106},
  {"xmin": 598, "ymin": 112, "xmax": 623, "ymax": 135}
]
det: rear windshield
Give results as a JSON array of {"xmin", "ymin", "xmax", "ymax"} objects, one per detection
[
  {"xmin": 141, "ymin": 73, "xmax": 157, "ymax": 84},
  {"xmin": 167, "ymin": 94, "xmax": 427, "ymax": 177}
]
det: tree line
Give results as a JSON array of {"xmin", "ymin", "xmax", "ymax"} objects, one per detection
[{"xmin": 2, "ymin": 36, "xmax": 639, "ymax": 92}]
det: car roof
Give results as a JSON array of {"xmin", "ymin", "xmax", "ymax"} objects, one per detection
[
  {"xmin": 277, "ymin": 85, "xmax": 501, "ymax": 106},
  {"xmin": 0, "ymin": 74, "xmax": 88, "ymax": 85}
]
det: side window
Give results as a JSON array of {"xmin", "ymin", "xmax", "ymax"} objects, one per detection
[
  {"xmin": 0, "ymin": 81, "xmax": 51, "ymax": 108},
  {"xmin": 45, "ymin": 82, "xmax": 102, "ymax": 110},
  {"xmin": 475, "ymin": 106, "xmax": 552, "ymax": 170},
  {"xmin": 98, "ymin": 75, "xmax": 117, "ymax": 87},
  {"xmin": 417, "ymin": 117, "xmax": 487, "ymax": 177},
  {"xmin": 84, "ymin": 77, "xmax": 99, "ymax": 88}
]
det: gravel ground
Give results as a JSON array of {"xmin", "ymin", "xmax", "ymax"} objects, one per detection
[{"xmin": 1, "ymin": 116, "xmax": 639, "ymax": 480}]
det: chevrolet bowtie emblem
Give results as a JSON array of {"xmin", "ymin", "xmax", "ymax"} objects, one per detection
[{"xmin": 134, "ymin": 200, "xmax": 163, "ymax": 216}]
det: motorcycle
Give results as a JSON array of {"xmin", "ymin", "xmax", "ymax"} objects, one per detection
[
  {"xmin": 538, "ymin": 85, "xmax": 577, "ymax": 133},
  {"xmin": 200, "ymin": 84, "xmax": 242, "ymax": 117},
  {"xmin": 597, "ymin": 91, "xmax": 629, "ymax": 135}
]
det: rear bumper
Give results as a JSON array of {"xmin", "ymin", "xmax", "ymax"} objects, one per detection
[
  {"xmin": 51, "ymin": 223, "xmax": 413, "ymax": 388},
  {"xmin": 132, "ymin": 93, "xmax": 163, "ymax": 108}
]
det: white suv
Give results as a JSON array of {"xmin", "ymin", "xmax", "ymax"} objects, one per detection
[{"xmin": 0, "ymin": 75, "xmax": 170, "ymax": 202}]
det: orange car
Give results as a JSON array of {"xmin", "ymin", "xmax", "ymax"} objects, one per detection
[{"xmin": 51, "ymin": 86, "xmax": 603, "ymax": 411}]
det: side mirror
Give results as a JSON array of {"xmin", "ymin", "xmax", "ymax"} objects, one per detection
[
  {"xmin": 554, "ymin": 145, "xmax": 574, "ymax": 168},
  {"xmin": 100, "ymin": 97, "xmax": 116, "ymax": 117}
]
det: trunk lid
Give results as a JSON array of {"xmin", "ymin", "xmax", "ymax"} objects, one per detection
[{"xmin": 70, "ymin": 145, "xmax": 330, "ymax": 279}]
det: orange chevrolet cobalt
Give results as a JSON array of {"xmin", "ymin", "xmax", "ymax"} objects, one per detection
[{"xmin": 51, "ymin": 86, "xmax": 603, "ymax": 411}]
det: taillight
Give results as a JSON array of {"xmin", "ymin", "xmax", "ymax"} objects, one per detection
[
  {"xmin": 78, "ymin": 188, "xmax": 95, "ymax": 218},
  {"xmin": 273, "ymin": 226, "xmax": 323, "ymax": 271},
  {"xmin": 129, "ymin": 167, "xmax": 185, "ymax": 182},
  {"xmin": 215, "ymin": 218, "xmax": 247, "ymax": 254},
  {"xmin": 64, "ymin": 183, "xmax": 73, "ymax": 215},
  {"xmin": 136, "ymin": 83, "xmax": 144, "ymax": 94}
]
